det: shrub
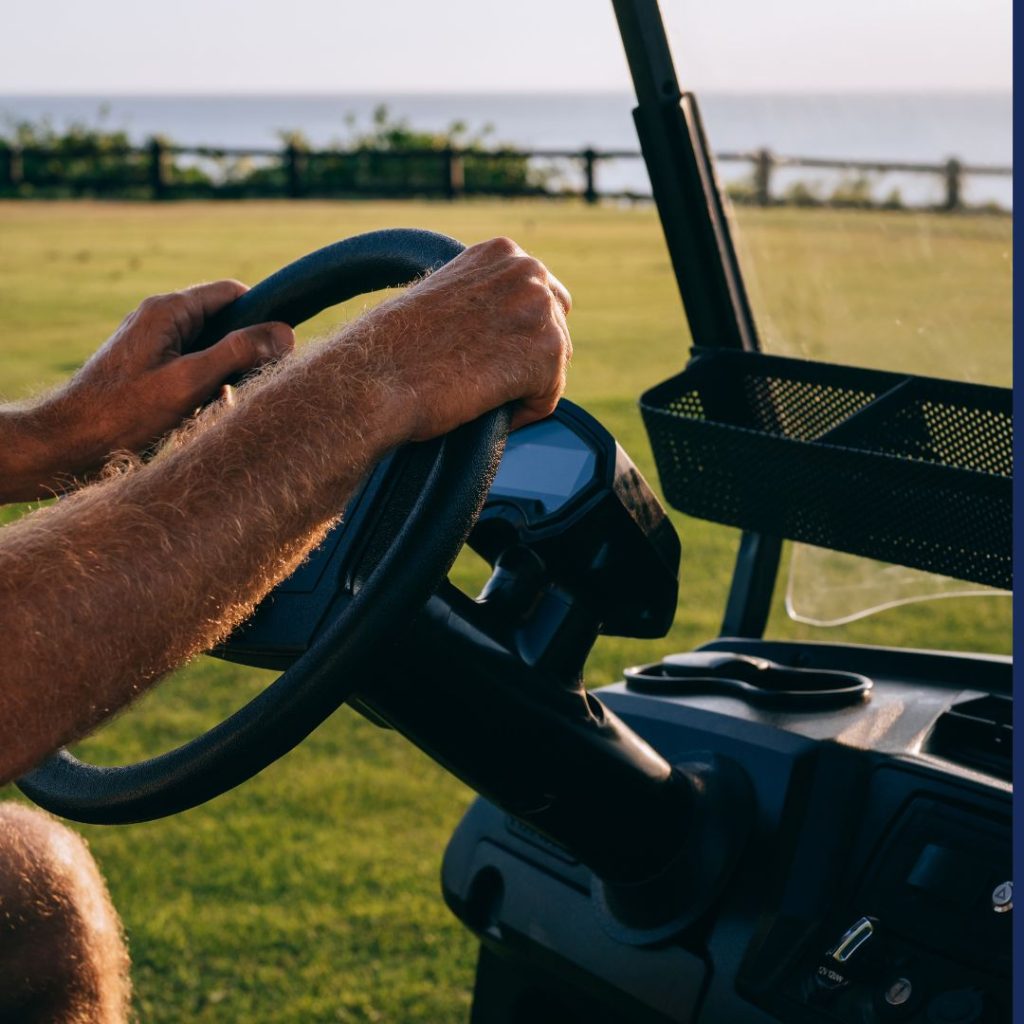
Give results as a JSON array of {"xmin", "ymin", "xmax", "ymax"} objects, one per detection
[
  {"xmin": 782, "ymin": 180, "xmax": 823, "ymax": 207},
  {"xmin": 725, "ymin": 176, "xmax": 759, "ymax": 205},
  {"xmin": 881, "ymin": 187, "xmax": 905, "ymax": 211},
  {"xmin": 829, "ymin": 174, "xmax": 875, "ymax": 209},
  {"xmin": 0, "ymin": 105, "xmax": 547, "ymax": 199},
  {"xmin": 0, "ymin": 115, "xmax": 158, "ymax": 197},
  {"xmin": 243, "ymin": 105, "xmax": 547, "ymax": 197}
]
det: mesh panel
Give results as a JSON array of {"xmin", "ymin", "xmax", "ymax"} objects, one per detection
[
  {"xmin": 640, "ymin": 351, "xmax": 1012, "ymax": 590},
  {"xmin": 742, "ymin": 374, "xmax": 879, "ymax": 440}
]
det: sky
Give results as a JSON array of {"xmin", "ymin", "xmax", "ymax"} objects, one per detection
[{"xmin": 1, "ymin": 0, "xmax": 1012, "ymax": 94}]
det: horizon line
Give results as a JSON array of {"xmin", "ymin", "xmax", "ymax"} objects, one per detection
[{"xmin": 0, "ymin": 86, "xmax": 1012, "ymax": 99}]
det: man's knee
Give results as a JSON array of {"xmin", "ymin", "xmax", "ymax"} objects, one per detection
[{"xmin": 0, "ymin": 802, "xmax": 130, "ymax": 1023}]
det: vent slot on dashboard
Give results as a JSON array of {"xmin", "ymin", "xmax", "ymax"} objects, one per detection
[{"xmin": 926, "ymin": 694, "xmax": 1011, "ymax": 780}]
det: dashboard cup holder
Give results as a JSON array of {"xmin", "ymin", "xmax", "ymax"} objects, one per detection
[{"xmin": 624, "ymin": 651, "xmax": 872, "ymax": 711}]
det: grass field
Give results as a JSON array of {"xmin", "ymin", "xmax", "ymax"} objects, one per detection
[{"xmin": 0, "ymin": 200, "xmax": 1012, "ymax": 1022}]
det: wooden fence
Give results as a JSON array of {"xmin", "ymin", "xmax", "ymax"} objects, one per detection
[{"xmin": 0, "ymin": 139, "xmax": 1012, "ymax": 211}]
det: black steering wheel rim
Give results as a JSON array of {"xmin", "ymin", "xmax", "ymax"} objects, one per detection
[{"xmin": 18, "ymin": 228, "xmax": 509, "ymax": 825}]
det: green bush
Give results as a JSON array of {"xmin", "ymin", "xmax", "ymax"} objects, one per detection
[
  {"xmin": 829, "ymin": 174, "xmax": 875, "ymax": 209},
  {"xmin": 782, "ymin": 180, "xmax": 823, "ymax": 207},
  {"xmin": 203, "ymin": 105, "xmax": 546, "ymax": 198},
  {"xmin": 0, "ymin": 115, "xmax": 156, "ymax": 197},
  {"xmin": 881, "ymin": 187, "xmax": 905, "ymax": 211},
  {"xmin": 725, "ymin": 176, "xmax": 759, "ymax": 205},
  {"xmin": 1, "ymin": 105, "xmax": 547, "ymax": 199}
]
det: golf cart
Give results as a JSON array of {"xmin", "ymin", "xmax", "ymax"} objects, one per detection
[{"xmin": 18, "ymin": 2, "xmax": 1012, "ymax": 1022}]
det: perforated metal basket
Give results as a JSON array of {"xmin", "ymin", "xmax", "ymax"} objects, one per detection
[{"xmin": 639, "ymin": 349, "xmax": 1012, "ymax": 590}]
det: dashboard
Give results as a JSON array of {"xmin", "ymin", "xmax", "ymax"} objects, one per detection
[{"xmin": 442, "ymin": 639, "xmax": 1012, "ymax": 1024}]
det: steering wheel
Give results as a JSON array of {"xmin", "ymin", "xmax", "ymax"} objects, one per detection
[{"xmin": 17, "ymin": 228, "xmax": 510, "ymax": 825}]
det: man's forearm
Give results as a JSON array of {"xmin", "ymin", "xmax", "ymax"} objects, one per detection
[{"xmin": 0, "ymin": 325, "xmax": 410, "ymax": 784}]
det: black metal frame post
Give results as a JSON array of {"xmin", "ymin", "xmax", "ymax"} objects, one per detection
[{"xmin": 612, "ymin": 0, "xmax": 782, "ymax": 637}]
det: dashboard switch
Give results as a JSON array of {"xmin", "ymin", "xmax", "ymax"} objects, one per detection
[
  {"xmin": 813, "ymin": 916, "xmax": 878, "ymax": 994},
  {"xmin": 990, "ymin": 880, "xmax": 1012, "ymax": 913},
  {"xmin": 884, "ymin": 978, "xmax": 913, "ymax": 1006},
  {"xmin": 828, "ymin": 916, "xmax": 877, "ymax": 963},
  {"xmin": 875, "ymin": 975, "xmax": 922, "ymax": 1020}
]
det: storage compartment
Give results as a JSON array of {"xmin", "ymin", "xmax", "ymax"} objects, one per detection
[{"xmin": 639, "ymin": 350, "xmax": 1011, "ymax": 589}]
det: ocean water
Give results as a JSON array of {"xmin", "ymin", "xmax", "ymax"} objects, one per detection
[{"xmin": 0, "ymin": 92, "xmax": 1012, "ymax": 207}]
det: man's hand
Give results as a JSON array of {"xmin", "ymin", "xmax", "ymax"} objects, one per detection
[
  {"xmin": 64, "ymin": 280, "xmax": 296, "ymax": 455},
  {"xmin": 0, "ymin": 281, "xmax": 294, "ymax": 502},
  {"xmin": 310, "ymin": 236, "xmax": 572, "ymax": 447},
  {"xmin": 401, "ymin": 236, "xmax": 572, "ymax": 436}
]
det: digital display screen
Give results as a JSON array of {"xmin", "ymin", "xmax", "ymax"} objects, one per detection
[{"xmin": 491, "ymin": 428, "xmax": 597, "ymax": 514}]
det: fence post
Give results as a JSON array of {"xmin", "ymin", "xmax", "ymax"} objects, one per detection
[
  {"xmin": 753, "ymin": 148, "xmax": 774, "ymax": 206},
  {"xmin": 942, "ymin": 158, "xmax": 962, "ymax": 211},
  {"xmin": 285, "ymin": 142, "xmax": 305, "ymax": 198},
  {"xmin": 583, "ymin": 148, "xmax": 598, "ymax": 204},
  {"xmin": 148, "ymin": 138, "xmax": 166, "ymax": 199},
  {"xmin": 443, "ymin": 148, "xmax": 464, "ymax": 199}
]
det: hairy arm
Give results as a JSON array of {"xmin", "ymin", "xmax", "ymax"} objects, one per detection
[{"xmin": 0, "ymin": 238, "xmax": 571, "ymax": 783}]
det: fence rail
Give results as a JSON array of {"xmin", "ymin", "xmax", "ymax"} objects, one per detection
[{"xmin": 0, "ymin": 139, "xmax": 1012, "ymax": 211}]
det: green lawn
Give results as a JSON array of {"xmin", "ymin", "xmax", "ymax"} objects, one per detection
[{"xmin": 0, "ymin": 200, "xmax": 1011, "ymax": 1022}]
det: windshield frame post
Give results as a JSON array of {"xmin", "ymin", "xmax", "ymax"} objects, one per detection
[{"xmin": 612, "ymin": 0, "xmax": 781, "ymax": 637}]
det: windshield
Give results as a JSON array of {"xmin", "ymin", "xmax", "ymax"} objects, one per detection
[
  {"xmin": 663, "ymin": 3, "xmax": 1012, "ymax": 652},
  {"xmin": 735, "ymin": 200, "xmax": 1011, "ymax": 644}
]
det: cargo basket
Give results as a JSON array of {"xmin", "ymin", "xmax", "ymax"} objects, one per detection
[{"xmin": 639, "ymin": 349, "xmax": 1012, "ymax": 590}]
